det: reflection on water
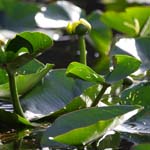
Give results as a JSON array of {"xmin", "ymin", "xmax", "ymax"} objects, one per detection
[{"xmin": 0, "ymin": 101, "xmax": 13, "ymax": 112}]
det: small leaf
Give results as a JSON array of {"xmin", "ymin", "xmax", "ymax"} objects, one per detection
[
  {"xmin": 66, "ymin": 62, "xmax": 105, "ymax": 84},
  {"xmin": 106, "ymin": 55, "xmax": 141, "ymax": 83},
  {"xmin": 41, "ymin": 105, "xmax": 142, "ymax": 147}
]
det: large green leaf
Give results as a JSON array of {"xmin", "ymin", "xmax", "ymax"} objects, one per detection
[
  {"xmin": 132, "ymin": 143, "xmax": 150, "ymax": 150},
  {"xmin": 121, "ymin": 82, "xmax": 150, "ymax": 109},
  {"xmin": 0, "ymin": 59, "xmax": 53, "ymax": 98},
  {"xmin": 66, "ymin": 62, "xmax": 105, "ymax": 84},
  {"xmin": 105, "ymin": 55, "xmax": 141, "ymax": 83},
  {"xmin": 0, "ymin": 109, "xmax": 32, "ymax": 127},
  {"xmin": 20, "ymin": 69, "xmax": 94, "ymax": 120},
  {"xmin": 41, "ymin": 105, "xmax": 142, "ymax": 147},
  {"xmin": 87, "ymin": 11, "xmax": 112, "ymax": 55},
  {"xmin": 101, "ymin": 6, "xmax": 150, "ymax": 36}
]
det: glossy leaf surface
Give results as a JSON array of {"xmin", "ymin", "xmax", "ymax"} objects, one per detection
[
  {"xmin": 39, "ymin": 84, "xmax": 102, "ymax": 121},
  {"xmin": 41, "ymin": 105, "xmax": 142, "ymax": 147},
  {"xmin": 21, "ymin": 69, "xmax": 94, "ymax": 120},
  {"xmin": 66, "ymin": 62, "xmax": 105, "ymax": 84},
  {"xmin": 106, "ymin": 55, "xmax": 141, "ymax": 83},
  {"xmin": 2, "ymin": 31, "xmax": 53, "ymax": 69}
]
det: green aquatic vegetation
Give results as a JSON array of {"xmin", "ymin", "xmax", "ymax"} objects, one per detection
[{"xmin": 1, "ymin": 5, "xmax": 150, "ymax": 149}]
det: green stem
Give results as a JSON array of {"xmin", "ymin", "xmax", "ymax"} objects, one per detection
[
  {"xmin": 79, "ymin": 35, "xmax": 87, "ymax": 65},
  {"xmin": 7, "ymin": 69, "xmax": 25, "ymax": 118},
  {"xmin": 91, "ymin": 83, "xmax": 110, "ymax": 107}
]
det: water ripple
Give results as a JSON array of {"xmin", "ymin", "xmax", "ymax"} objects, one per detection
[{"xmin": 0, "ymin": 100, "xmax": 13, "ymax": 112}]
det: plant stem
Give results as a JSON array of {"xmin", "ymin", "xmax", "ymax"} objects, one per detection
[
  {"xmin": 79, "ymin": 35, "xmax": 87, "ymax": 65},
  {"xmin": 91, "ymin": 83, "xmax": 110, "ymax": 107},
  {"xmin": 7, "ymin": 69, "xmax": 25, "ymax": 118}
]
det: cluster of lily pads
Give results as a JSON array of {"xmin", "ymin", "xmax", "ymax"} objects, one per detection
[{"xmin": 1, "ymin": 1, "xmax": 150, "ymax": 149}]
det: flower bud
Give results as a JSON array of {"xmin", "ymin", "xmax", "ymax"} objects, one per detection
[{"xmin": 66, "ymin": 18, "xmax": 91, "ymax": 36}]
